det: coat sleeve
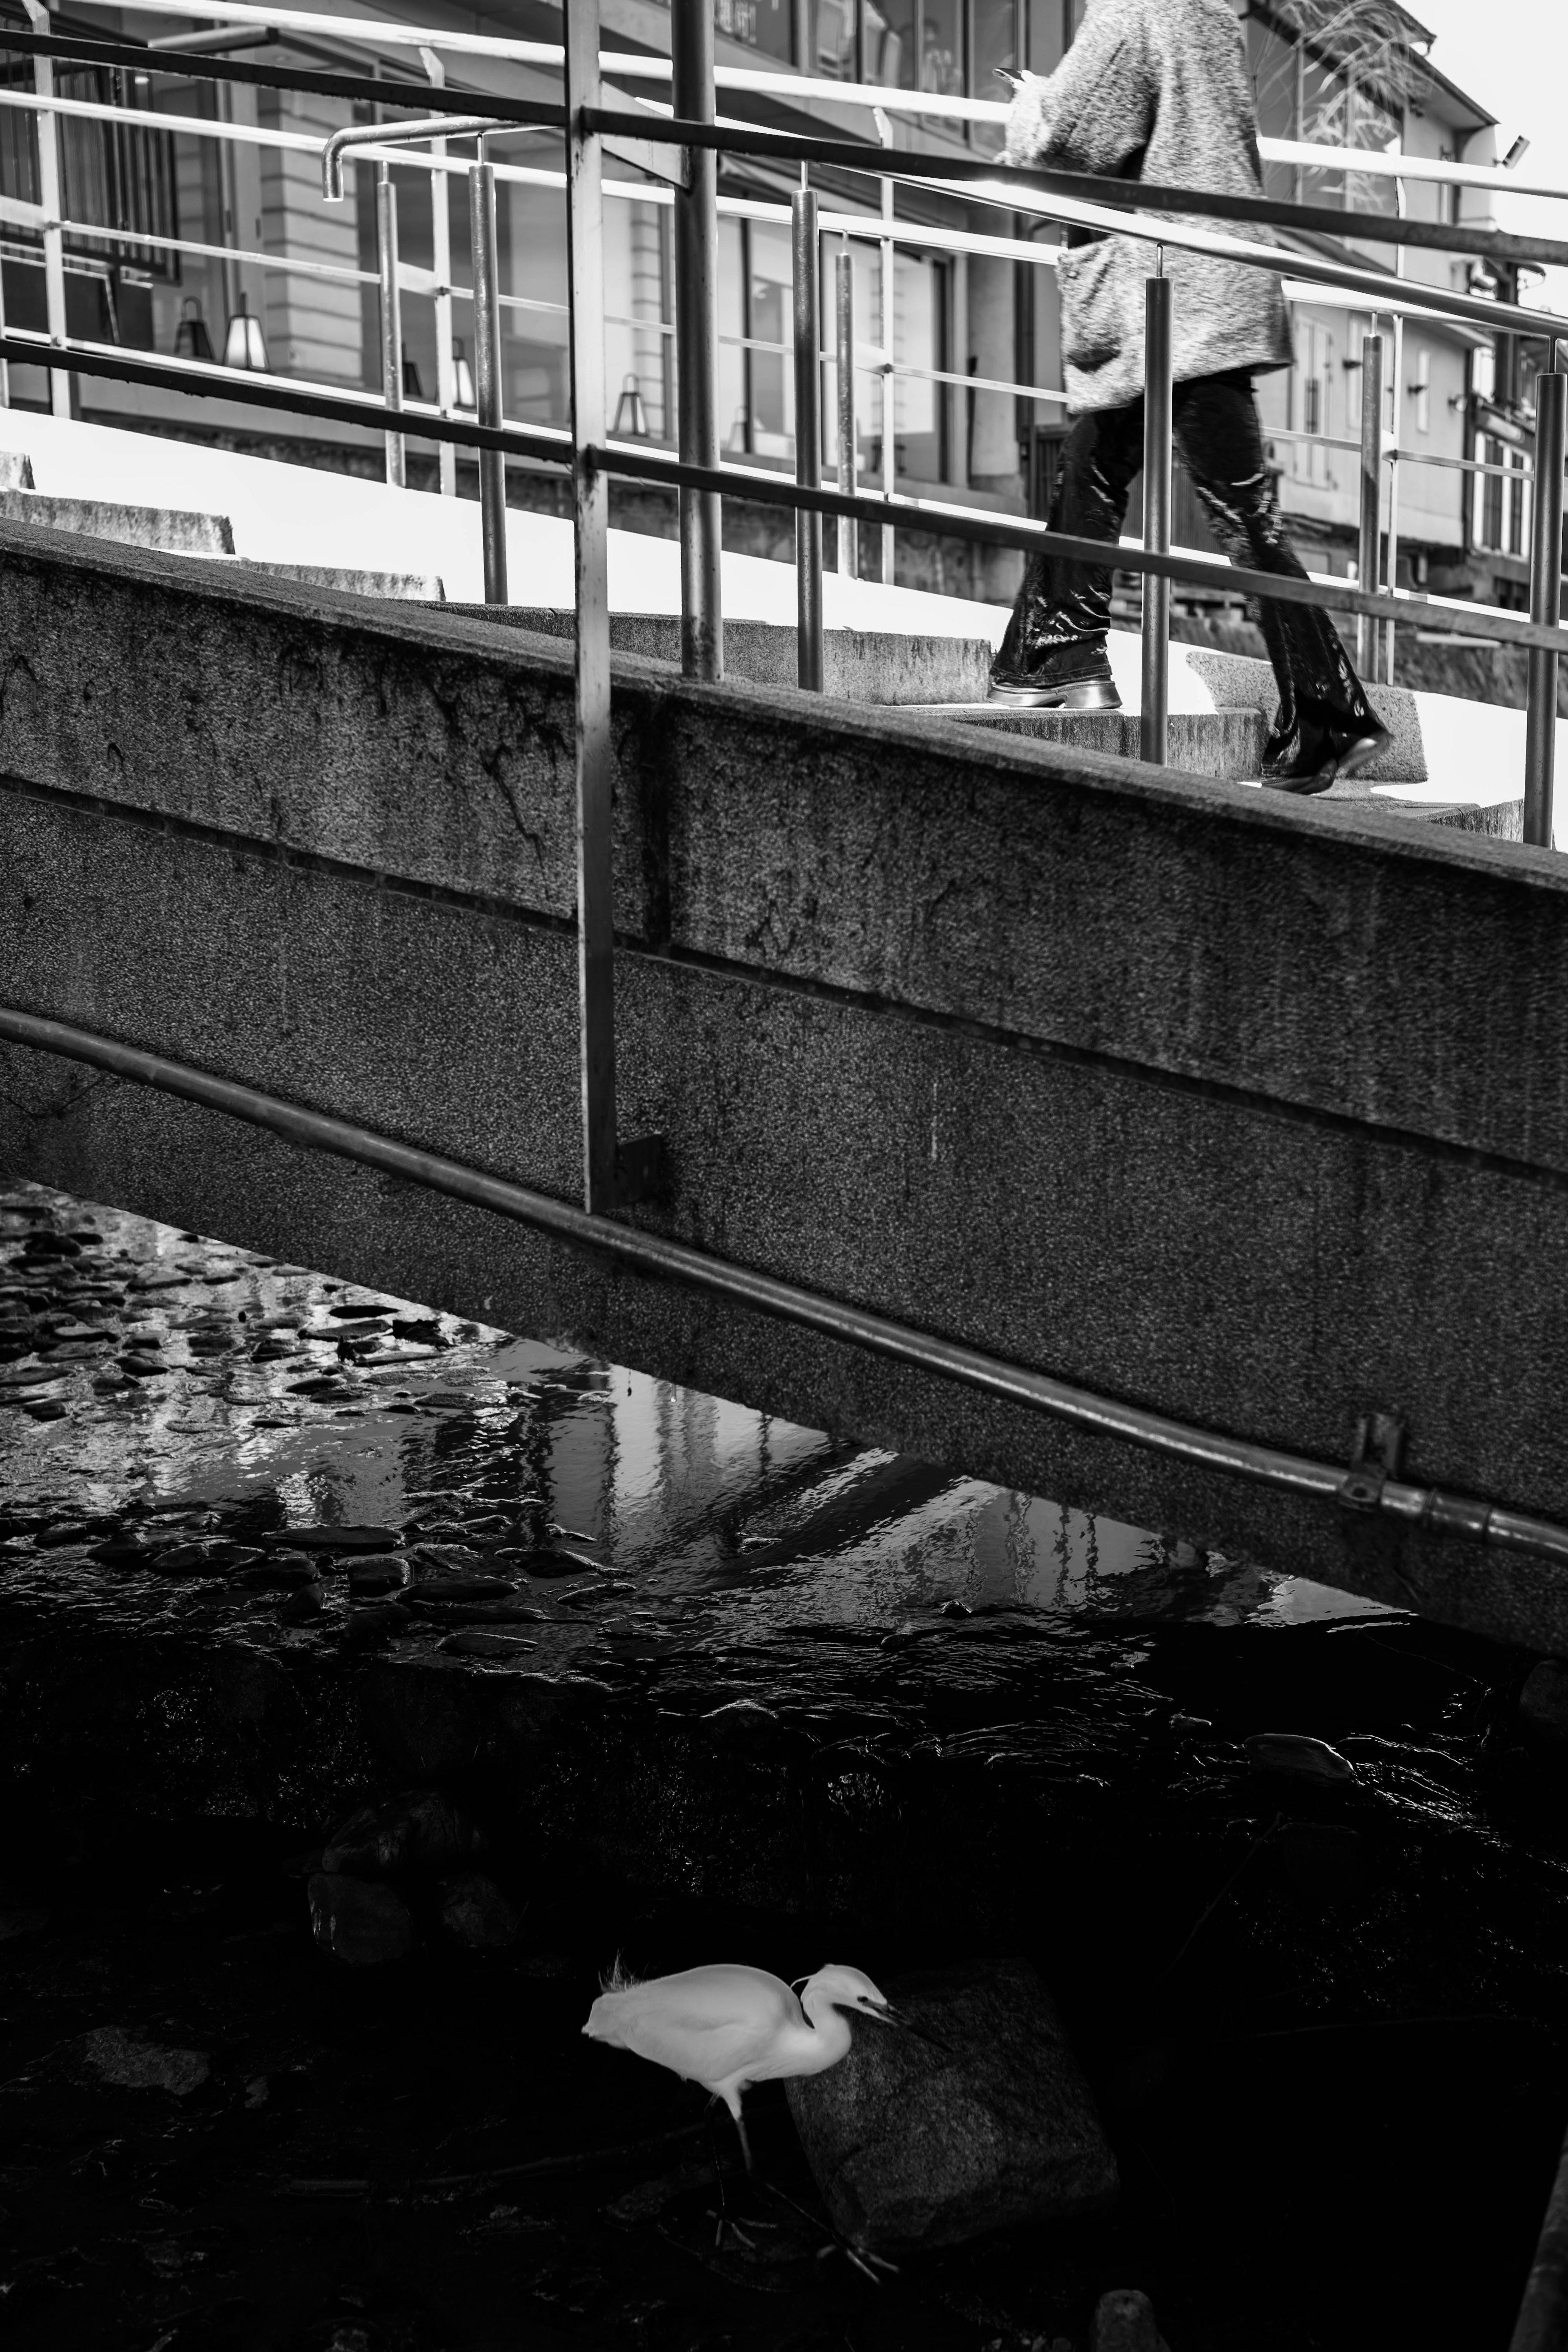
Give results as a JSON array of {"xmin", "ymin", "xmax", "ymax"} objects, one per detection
[{"xmin": 1002, "ymin": 1, "xmax": 1154, "ymax": 179}]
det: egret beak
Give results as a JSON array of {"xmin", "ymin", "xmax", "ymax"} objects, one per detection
[
  {"xmin": 861, "ymin": 2000, "xmax": 907, "ymax": 2027},
  {"xmin": 864, "ymin": 1999, "xmax": 949, "ymax": 2051}
]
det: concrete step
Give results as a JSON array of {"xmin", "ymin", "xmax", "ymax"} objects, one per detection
[
  {"xmin": 455, "ymin": 604, "xmax": 993, "ymax": 704},
  {"xmin": 932, "ymin": 704, "xmax": 1266, "ymax": 781},
  {"xmin": 243, "ymin": 560, "xmax": 445, "ymax": 600},
  {"xmin": 0, "ymin": 486, "xmax": 234, "ymax": 555}
]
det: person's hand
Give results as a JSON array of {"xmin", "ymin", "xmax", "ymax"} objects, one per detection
[{"xmin": 1002, "ymin": 70, "xmax": 1054, "ymax": 169}]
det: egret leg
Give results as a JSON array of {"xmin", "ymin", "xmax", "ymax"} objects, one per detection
[{"xmin": 705, "ymin": 2099, "xmax": 757, "ymax": 2253}]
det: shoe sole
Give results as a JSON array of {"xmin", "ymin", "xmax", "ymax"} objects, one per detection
[{"xmin": 985, "ymin": 679, "xmax": 1123, "ymax": 712}]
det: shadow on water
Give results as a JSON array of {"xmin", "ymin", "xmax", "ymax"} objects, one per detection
[{"xmin": 1, "ymin": 1182, "xmax": 1565, "ymax": 2352}]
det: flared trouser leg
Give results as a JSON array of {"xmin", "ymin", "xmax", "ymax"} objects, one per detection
[
  {"xmin": 1171, "ymin": 369, "xmax": 1380, "ymax": 739},
  {"xmin": 992, "ymin": 368, "xmax": 1380, "ymax": 738},
  {"xmin": 991, "ymin": 401, "xmax": 1145, "ymax": 687}
]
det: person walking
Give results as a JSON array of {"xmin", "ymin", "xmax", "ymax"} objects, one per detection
[{"xmin": 990, "ymin": 0, "xmax": 1389, "ymax": 794}]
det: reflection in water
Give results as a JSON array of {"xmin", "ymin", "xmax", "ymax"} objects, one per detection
[{"xmin": 0, "ymin": 1185, "xmax": 1385, "ymax": 1634}]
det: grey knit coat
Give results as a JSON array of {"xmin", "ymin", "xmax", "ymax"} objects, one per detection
[{"xmin": 1004, "ymin": 0, "xmax": 1292, "ymax": 413}]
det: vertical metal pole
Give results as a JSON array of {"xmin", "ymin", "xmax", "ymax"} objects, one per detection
[
  {"xmin": 1525, "ymin": 366, "xmax": 1565, "ymax": 853},
  {"xmin": 421, "ymin": 45, "xmax": 457, "ymax": 498},
  {"xmin": 469, "ymin": 149, "xmax": 507, "ymax": 606},
  {"xmin": 565, "ymin": 0, "xmax": 619, "ymax": 1214},
  {"xmin": 880, "ymin": 168, "xmax": 895, "ymax": 585},
  {"xmin": 793, "ymin": 186, "xmax": 823, "ymax": 690},
  {"xmin": 1356, "ymin": 330, "xmax": 1385, "ymax": 678},
  {"xmin": 376, "ymin": 163, "xmax": 405, "ymax": 490},
  {"xmin": 836, "ymin": 247, "xmax": 857, "ymax": 579},
  {"xmin": 1140, "ymin": 271, "xmax": 1172, "ymax": 766},
  {"xmin": 1384, "ymin": 308, "xmax": 1405, "ymax": 684},
  {"xmin": 25, "ymin": 0, "xmax": 69, "ymax": 421},
  {"xmin": 673, "ymin": 0, "xmax": 722, "ymax": 680}
]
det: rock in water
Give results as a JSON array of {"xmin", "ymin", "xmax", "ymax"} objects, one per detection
[
  {"xmin": 438, "ymin": 1871, "xmax": 524, "ymax": 1949},
  {"xmin": 307, "ymin": 1872, "xmax": 412, "ymax": 1965},
  {"xmin": 1519, "ymin": 1658, "xmax": 1568, "ymax": 1744},
  {"xmin": 321, "ymin": 1789, "xmax": 482, "ymax": 1878},
  {"xmin": 785, "ymin": 1957, "xmax": 1117, "ymax": 2254},
  {"xmin": 1090, "ymin": 2289, "xmax": 1172, "ymax": 2352},
  {"xmin": 74, "ymin": 2027, "xmax": 210, "ymax": 2096}
]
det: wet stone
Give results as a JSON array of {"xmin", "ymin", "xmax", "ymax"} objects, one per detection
[
  {"xmin": 24, "ymin": 1400, "xmax": 68, "ymax": 1421},
  {"xmin": 348, "ymin": 1558, "xmax": 409, "ymax": 1596},
  {"xmin": 441, "ymin": 1629, "xmax": 537, "ymax": 1660},
  {"xmin": 276, "ymin": 1525, "xmax": 401, "ymax": 1555},
  {"xmin": 71, "ymin": 2026, "xmax": 210, "ymax": 2097},
  {"xmin": 1090, "ymin": 2290, "xmax": 1172, "ymax": 2352},
  {"xmin": 1245, "ymin": 1732, "xmax": 1357, "ymax": 1784},
  {"xmin": 278, "ymin": 1582, "xmax": 327, "ymax": 1622},
  {"xmin": 438, "ymin": 1870, "xmax": 525, "ymax": 1947},
  {"xmin": 407, "ymin": 1575, "xmax": 519, "ymax": 1605},
  {"xmin": 157, "ymin": 1540, "xmax": 264, "ymax": 1579},
  {"xmin": 786, "ymin": 1957, "xmax": 1119, "ymax": 2255},
  {"xmin": 307, "ymin": 1872, "xmax": 412, "ymax": 1966},
  {"xmin": 1517, "ymin": 1656, "xmax": 1568, "ymax": 1744},
  {"xmin": 341, "ymin": 1604, "xmax": 407, "ymax": 1649},
  {"xmin": 321, "ymin": 1790, "xmax": 483, "ymax": 1880}
]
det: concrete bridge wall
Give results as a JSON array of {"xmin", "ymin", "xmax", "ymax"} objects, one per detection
[{"xmin": 2, "ymin": 522, "xmax": 1566, "ymax": 1648}]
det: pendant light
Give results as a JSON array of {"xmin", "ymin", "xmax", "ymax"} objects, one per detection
[
  {"xmin": 612, "ymin": 372, "xmax": 650, "ymax": 438},
  {"xmin": 173, "ymin": 296, "xmax": 214, "ymax": 363},
  {"xmin": 221, "ymin": 291, "xmax": 267, "ymax": 371}
]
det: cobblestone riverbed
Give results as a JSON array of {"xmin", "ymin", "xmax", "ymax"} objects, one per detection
[{"xmin": 2, "ymin": 1181, "xmax": 1566, "ymax": 2352}]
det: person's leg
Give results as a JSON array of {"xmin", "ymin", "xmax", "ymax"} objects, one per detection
[
  {"xmin": 1172, "ymin": 370, "xmax": 1388, "ymax": 791},
  {"xmin": 989, "ymin": 399, "xmax": 1146, "ymax": 706}
]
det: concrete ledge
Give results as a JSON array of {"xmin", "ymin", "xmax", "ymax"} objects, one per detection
[
  {"xmin": 0, "ymin": 488, "xmax": 234, "ymax": 555},
  {"xmin": 929, "ymin": 704, "xmax": 1267, "ymax": 780},
  {"xmin": 245, "ymin": 559, "xmax": 445, "ymax": 600},
  {"xmin": 462, "ymin": 604, "xmax": 996, "ymax": 704}
]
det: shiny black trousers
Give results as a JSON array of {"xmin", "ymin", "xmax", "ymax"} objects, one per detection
[{"xmin": 993, "ymin": 368, "xmax": 1379, "ymax": 735}]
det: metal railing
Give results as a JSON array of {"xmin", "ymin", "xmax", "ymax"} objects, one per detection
[{"xmin": 0, "ymin": 28, "xmax": 1549, "ymax": 638}]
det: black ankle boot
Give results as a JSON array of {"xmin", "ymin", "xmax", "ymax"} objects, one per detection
[
  {"xmin": 987, "ymin": 648, "xmax": 1121, "ymax": 711},
  {"xmin": 1262, "ymin": 713, "xmax": 1391, "ymax": 795}
]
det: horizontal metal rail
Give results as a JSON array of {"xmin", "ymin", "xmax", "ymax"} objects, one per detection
[
  {"xmin": 84, "ymin": 0, "xmax": 1568, "ymax": 211},
  {"xmin": 2, "ymin": 1001, "xmax": 1564, "ymax": 1572},
  {"xmin": 2, "ymin": 318, "xmax": 1564, "ymax": 663}
]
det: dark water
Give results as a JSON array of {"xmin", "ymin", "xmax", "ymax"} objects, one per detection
[{"xmin": 2, "ymin": 1182, "xmax": 1566, "ymax": 2352}]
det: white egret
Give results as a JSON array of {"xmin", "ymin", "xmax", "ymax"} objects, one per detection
[{"xmin": 583, "ymin": 1960, "xmax": 900, "ymax": 2172}]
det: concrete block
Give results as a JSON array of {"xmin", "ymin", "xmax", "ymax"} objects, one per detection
[
  {"xmin": 245, "ymin": 560, "xmax": 445, "ymax": 600},
  {"xmin": 453, "ymin": 605, "xmax": 995, "ymax": 704},
  {"xmin": 0, "ymin": 488, "xmax": 234, "ymax": 555},
  {"xmin": 1182, "ymin": 645, "xmax": 1427, "ymax": 782},
  {"xmin": 0, "ymin": 450, "xmax": 35, "ymax": 490},
  {"xmin": 933, "ymin": 704, "xmax": 1266, "ymax": 780}
]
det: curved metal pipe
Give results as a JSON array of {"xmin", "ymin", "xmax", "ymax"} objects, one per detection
[
  {"xmin": 3, "ymin": 1004, "xmax": 1567, "ymax": 1572},
  {"xmin": 322, "ymin": 114, "xmax": 503, "ymax": 200}
]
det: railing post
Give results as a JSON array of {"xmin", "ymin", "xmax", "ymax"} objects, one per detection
[
  {"xmin": 1525, "ymin": 365, "xmax": 1565, "ymax": 852},
  {"xmin": 1356, "ymin": 330, "xmax": 1385, "ymax": 678},
  {"xmin": 673, "ymin": 0, "xmax": 722, "ymax": 680},
  {"xmin": 421, "ymin": 45, "xmax": 458, "ymax": 498},
  {"xmin": 468, "ymin": 147, "xmax": 507, "ymax": 605},
  {"xmin": 1140, "ymin": 270, "xmax": 1172, "ymax": 765},
  {"xmin": 564, "ymin": 0, "xmax": 620, "ymax": 1215},
  {"xmin": 836, "ymin": 247, "xmax": 857, "ymax": 580},
  {"xmin": 793, "ymin": 185, "xmax": 823, "ymax": 690},
  {"xmin": 24, "ymin": 0, "xmax": 70, "ymax": 421},
  {"xmin": 879, "ymin": 163, "xmax": 895, "ymax": 585},
  {"xmin": 376, "ymin": 163, "xmax": 405, "ymax": 490}
]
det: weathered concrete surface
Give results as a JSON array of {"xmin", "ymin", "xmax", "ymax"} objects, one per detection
[
  {"xmin": 244, "ymin": 559, "xmax": 445, "ymax": 600},
  {"xmin": 928, "ymin": 702, "xmax": 1266, "ymax": 781},
  {"xmin": 0, "ymin": 488, "xmax": 234, "ymax": 553},
  {"xmin": 6, "ymin": 522, "xmax": 1568, "ymax": 1646},
  {"xmin": 483, "ymin": 603, "xmax": 996, "ymax": 703}
]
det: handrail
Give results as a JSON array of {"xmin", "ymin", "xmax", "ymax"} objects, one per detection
[
  {"xmin": 81, "ymin": 0, "xmax": 1568, "ymax": 208},
  {"xmin": 4, "ymin": 1002, "xmax": 1567, "ymax": 1574}
]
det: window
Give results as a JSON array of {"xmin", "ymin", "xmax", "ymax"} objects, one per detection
[
  {"xmin": 1292, "ymin": 319, "xmax": 1336, "ymax": 488},
  {"xmin": 714, "ymin": 0, "xmax": 796, "ymax": 60}
]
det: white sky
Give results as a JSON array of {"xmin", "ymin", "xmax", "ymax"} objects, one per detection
[{"xmin": 1414, "ymin": 1, "xmax": 1568, "ymax": 308}]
